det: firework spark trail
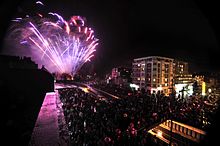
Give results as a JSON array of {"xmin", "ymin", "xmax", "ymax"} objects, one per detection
[
  {"xmin": 36, "ymin": 1, "xmax": 44, "ymax": 6},
  {"xmin": 6, "ymin": 1, "xmax": 99, "ymax": 76}
]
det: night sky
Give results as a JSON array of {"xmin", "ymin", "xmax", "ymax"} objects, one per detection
[{"xmin": 1, "ymin": 0, "xmax": 220, "ymax": 76}]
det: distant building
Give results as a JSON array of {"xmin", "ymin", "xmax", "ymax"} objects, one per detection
[
  {"xmin": 111, "ymin": 68, "xmax": 120, "ymax": 79},
  {"xmin": 174, "ymin": 60, "xmax": 189, "ymax": 75},
  {"xmin": 193, "ymin": 72, "xmax": 220, "ymax": 97},
  {"xmin": 110, "ymin": 67, "xmax": 132, "ymax": 86},
  {"xmin": 173, "ymin": 60, "xmax": 194, "ymax": 97},
  {"xmin": 173, "ymin": 60, "xmax": 193, "ymax": 84},
  {"xmin": 174, "ymin": 74, "xmax": 193, "ymax": 84},
  {"xmin": 0, "ymin": 55, "xmax": 38, "ymax": 69},
  {"xmin": 193, "ymin": 75, "xmax": 205, "ymax": 95},
  {"xmin": 205, "ymin": 76, "xmax": 219, "ymax": 97},
  {"xmin": 132, "ymin": 56, "xmax": 174, "ymax": 95}
]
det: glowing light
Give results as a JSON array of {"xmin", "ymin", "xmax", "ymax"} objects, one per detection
[
  {"xmin": 157, "ymin": 85, "xmax": 162, "ymax": 91},
  {"xmin": 157, "ymin": 130, "xmax": 163, "ymax": 137},
  {"xmin": 36, "ymin": 1, "xmax": 44, "ymax": 6},
  {"xmin": 84, "ymin": 121, "xmax": 86, "ymax": 128},
  {"xmin": 130, "ymin": 83, "xmax": 139, "ymax": 90},
  {"xmin": 175, "ymin": 83, "xmax": 193, "ymax": 96},
  {"xmin": 5, "ymin": 1, "xmax": 98, "ymax": 77},
  {"xmin": 93, "ymin": 107, "xmax": 96, "ymax": 113},
  {"xmin": 82, "ymin": 87, "xmax": 89, "ymax": 93},
  {"xmin": 202, "ymin": 82, "xmax": 206, "ymax": 96}
]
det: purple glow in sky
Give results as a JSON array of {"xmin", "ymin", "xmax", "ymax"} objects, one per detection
[{"xmin": 4, "ymin": 1, "xmax": 98, "ymax": 76}]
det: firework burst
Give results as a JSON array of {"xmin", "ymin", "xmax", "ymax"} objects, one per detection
[{"xmin": 5, "ymin": 1, "xmax": 99, "ymax": 76}]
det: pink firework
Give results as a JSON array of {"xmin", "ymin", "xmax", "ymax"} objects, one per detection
[{"xmin": 5, "ymin": 1, "xmax": 99, "ymax": 76}]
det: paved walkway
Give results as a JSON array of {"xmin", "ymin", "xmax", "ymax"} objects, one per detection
[{"xmin": 29, "ymin": 91, "xmax": 67, "ymax": 146}]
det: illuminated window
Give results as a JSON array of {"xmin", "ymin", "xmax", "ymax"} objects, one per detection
[
  {"xmin": 165, "ymin": 78, "xmax": 167, "ymax": 82},
  {"xmin": 153, "ymin": 78, "xmax": 156, "ymax": 82},
  {"xmin": 165, "ymin": 83, "xmax": 168, "ymax": 86},
  {"xmin": 142, "ymin": 68, "xmax": 145, "ymax": 71},
  {"xmin": 141, "ymin": 78, "xmax": 145, "ymax": 81},
  {"xmin": 137, "ymin": 78, "xmax": 140, "ymax": 80},
  {"xmin": 138, "ymin": 64, "xmax": 140, "ymax": 67}
]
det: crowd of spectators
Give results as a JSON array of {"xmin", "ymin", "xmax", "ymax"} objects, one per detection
[
  {"xmin": 94, "ymin": 84, "xmax": 218, "ymax": 130},
  {"xmin": 93, "ymin": 83, "xmax": 134, "ymax": 97},
  {"xmin": 58, "ymin": 84, "xmax": 218, "ymax": 146}
]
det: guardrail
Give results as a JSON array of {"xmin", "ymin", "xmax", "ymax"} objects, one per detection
[{"xmin": 160, "ymin": 120, "xmax": 206, "ymax": 143}]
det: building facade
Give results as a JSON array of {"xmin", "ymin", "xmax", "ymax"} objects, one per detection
[
  {"xmin": 110, "ymin": 67, "xmax": 132, "ymax": 86},
  {"xmin": 193, "ymin": 72, "xmax": 220, "ymax": 97},
  {"xmin": 173, "ymin": 60, "xmax": 193, "ymax": 84},
  {"xmin": 174, "ymin": 60, "xmax": 189, "ymax": 75},
  {"xmin": 0, "ymin": 55, "xmax": 38, "ymax": 69},
  {"xmin": 132, "ymin": 56, "xmax": 174, "ymax": 95}
]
